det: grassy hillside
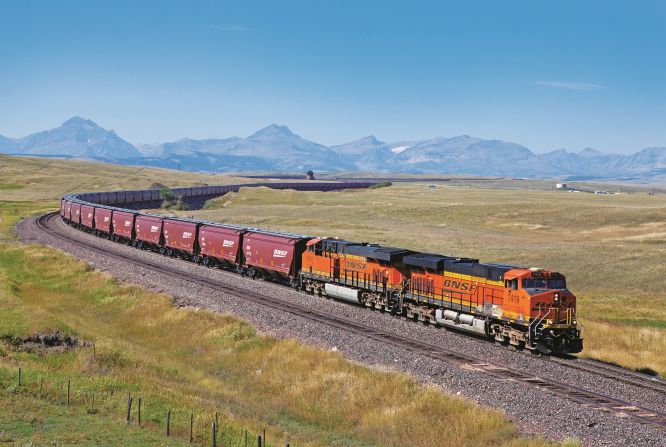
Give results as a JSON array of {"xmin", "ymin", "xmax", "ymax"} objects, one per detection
[
  {"xmin": 0, "ymin": 156, "xmax": 565, "ymax": 446},
  {"xmin": 184, "ymin": 184, "xmax": 666, "ymax": 376},
  {"xmin": 0, "ymin": 154, "xmax": 250, "ymax": 202}
]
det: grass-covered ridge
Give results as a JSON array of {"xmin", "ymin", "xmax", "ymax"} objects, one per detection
[{"xmin": 0, "ymin": 155, "xmax": 565, "ymax": 445}]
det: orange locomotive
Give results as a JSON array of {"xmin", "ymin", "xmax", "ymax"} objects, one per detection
[{"xmin": 300, "ymin": 238, "xmax": 582, "ymax": 355}]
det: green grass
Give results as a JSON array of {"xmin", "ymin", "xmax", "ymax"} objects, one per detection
[
  {"xmin": 0, "ymin": 183, "xmax": 24, "ymax": 190},
  {"xmin": 0, "ymin": 385, "xmax": 187, "ymax": 446}
]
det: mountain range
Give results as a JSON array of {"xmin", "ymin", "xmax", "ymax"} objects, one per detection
[{"xmin": 1, "ymin": 116, "xmax": 665, "ymax": 181}]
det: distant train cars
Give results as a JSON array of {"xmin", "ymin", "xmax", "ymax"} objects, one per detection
[{"xmin": 60, "ymin": 191, "xmax": 583, "ymax": 355}]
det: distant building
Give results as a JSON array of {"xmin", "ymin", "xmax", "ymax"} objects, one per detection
[
  {"xmin": 306, "ymin": 170, "xmax": 315, "ymax": 180},
  {"xmin": 556, "ymin": 183, "xmax": 567, "ymax": 189}
]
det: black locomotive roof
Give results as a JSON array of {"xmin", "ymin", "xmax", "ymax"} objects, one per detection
[
  {"xmin": 317, "ymin": 238, "xmax": 413, "ymax": 261},
  {"xmin": 343, "ymin": 244, "xmax": 414, "ymax": 262},
  {"xmin": 404, "ymin": 252, "xmax": 517, "ymax": 282},
  {"xmin": 402, "ymin": 253, "xmax": 455, "ymax": 270},
  {"xmin": 443, "ymin": 259, "xmax": 515, "ymax": 281},
  {"xmin": 319, "ymin": 238, "xmax": 361, "ymax": 253},
  {"xmin": 317, "ymin": 237, "xmax": 516, "ymax": 279}
]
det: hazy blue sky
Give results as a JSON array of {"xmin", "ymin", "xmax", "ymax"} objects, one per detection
[{"xmin": 0, "ymin": 0, "xmax": 664, "ymax": 153}]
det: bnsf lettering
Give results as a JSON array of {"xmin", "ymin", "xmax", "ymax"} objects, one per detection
[
  {"xmin": 124, "ymin": 221, "xmax": 131, "ymax": 227},
  {"xmin": 443, "ymin": 280, "xmax": 477, "ymax": 292},
  {"xmin": 182, "ymin": 231, "xmax": 192, "ymax": 238},
  {"xmin": 222, "ymin": 240, "xmax": 234, "ymax": 247},
  {"xmin": 104, "ymin": 216, "xmax": 109, "ymax": 222},
  {"xmin": 344, "ymin": 260, "xmax": 367, "ymax": 270},
  {"xmin": 273, "ymin": 249, "xmax": 288, "ymax": 258},
  {"xmin": 150, "ymin": 225, "xmax": 159, "ymax": 232}
]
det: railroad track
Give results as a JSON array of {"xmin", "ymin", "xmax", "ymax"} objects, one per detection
[
  {"xmin": 549, "ymin": 356, "xmax": 666, "ymax": 396},
  {"xmin": 35, "ymin": 212, "xmax": 666, "ymax": 430}
]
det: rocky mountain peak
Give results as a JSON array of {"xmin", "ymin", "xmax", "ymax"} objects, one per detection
[
  {"xmin": 61, "ymin": 116, "xmax": 98, "ymax": 128},
  {"xmin": 249, "ymin": 124, "xmax": 295, "ymax": 138}
]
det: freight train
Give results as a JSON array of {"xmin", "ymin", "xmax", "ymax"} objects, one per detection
[{"xmin": 60, "ymin": 190, "xmax": 583, "ymax": 355}]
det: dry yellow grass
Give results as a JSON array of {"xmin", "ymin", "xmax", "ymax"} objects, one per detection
[{"xmin": 182, "ymin": 184, "xmax": 666, "ymax": 376}]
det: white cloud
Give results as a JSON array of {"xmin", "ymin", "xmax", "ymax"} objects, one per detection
[
  {"xmin": 534, "ymin": 81, "xmax": 603, "ymax": 91},
  {"xmin": 203, "ymin": 24, "xmax": 250, "ymax": 31}
]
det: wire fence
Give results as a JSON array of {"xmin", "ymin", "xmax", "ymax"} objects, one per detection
[{"xmin": 7, "ymin": 366, "xmax": 290, "ymax": 447}]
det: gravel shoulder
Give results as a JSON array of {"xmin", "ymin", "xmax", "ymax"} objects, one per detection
[{"xmin": 17, "ymin": 216, "xmax": 666, "ymax": 447}]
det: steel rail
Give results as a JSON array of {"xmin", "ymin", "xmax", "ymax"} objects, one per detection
[{"xmin": 549, "ymin": 357, "xmax": 666, "ymax": 396}]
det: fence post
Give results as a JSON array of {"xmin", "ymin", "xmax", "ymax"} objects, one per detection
[
  {"xmin": 189, "ymin": 413, "xmax": 193, "ymax": 443},
  {"xmin": 17, "ymin": 367, "xmax": 21, "ymax": 387},
  {"xmin": 257, "ymin": 434, "xmax": 262, "ymax": 447},
  {"xmin": 126, "ymin": 396, "xmax": 133, "ymax": 423},
  {"xmin": 39, "ymin": 378, "xmax": 43, "ymax": 396},
  {"xmin": 263, "ymin": 429, "xmax": 266, "ymax": 446},
  {"xmin": 166, "ymin": 410, "xmax": 171, "ymax": 437},
  {"xmin": 244, "ymin": 430, "xmax": 248, "ymax": 447},
  {"xmin": 211, "ymin": 422, "xmax": 217, "ymax": 447},
  {"xmin": 67, "ymin": 379, "xmax": 71, "ymax": 405},
  {"xmin": 138, "ymin": 398, "xmax": 142, "ymax": 426},
  {"xmin": 91, "ymin": 393, "xmax": 95, "ymax": 412}
]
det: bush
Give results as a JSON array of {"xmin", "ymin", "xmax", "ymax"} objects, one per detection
[
  {"xmin": 159, "ymin": 188, "xmax": 175, "ymax": 201},
  {"xmin": 370, "ymin": 181, "xmax": 393, "ymax": 189}
]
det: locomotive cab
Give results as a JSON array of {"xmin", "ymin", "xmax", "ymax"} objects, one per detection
[{"xmin": 504, "ymin": 268, "xmax": 582, "ymax": 354}]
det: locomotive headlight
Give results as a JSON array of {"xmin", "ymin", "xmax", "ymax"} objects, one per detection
[{"xmin": 554, "ymin": 293, "xmax": 560, "ymax": 301}]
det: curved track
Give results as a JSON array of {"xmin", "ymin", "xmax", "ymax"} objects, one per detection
[
  {"xmin": 36, "ymin": 212, "xmax": 666, "ymax": 431},
  {"xmin": 549, "ymin": 357, "xmax": 666, "ymax": 396}
]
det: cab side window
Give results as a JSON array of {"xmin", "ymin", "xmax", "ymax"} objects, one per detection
[{"xmin": 505, "ymin": 279, "xmax": 518, "ymax": 290}]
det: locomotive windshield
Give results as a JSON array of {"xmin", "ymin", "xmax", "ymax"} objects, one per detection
[{"xmin": 522, "ymin": 278, "xmax": 566, "ymax": 290}]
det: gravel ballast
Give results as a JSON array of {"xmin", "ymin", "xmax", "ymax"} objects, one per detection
[{"xmin": 18, "ymin": 216, "xmax": 666, "ymax": 447}]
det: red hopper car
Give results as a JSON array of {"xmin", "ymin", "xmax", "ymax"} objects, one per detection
[
  {"xmin": 242, "ymin": 231, "xmax": 311, "ymax": 281},
  {"xmin": 94, "ymin": 208, "xmax": 113, "ymax": 234},
  {"xmin": 198, "ymin": 224, "xmax": 245, "ymax": 268},
  {"xmin": 81, "ymin": 205, "xmax": 96, "ymax": 229},
  {"xmin": 163, "ymin": 219, "xmax": 199, "ymax": 257},
  {"xmin": 111, "ymin": 210, "xmax": 136, "ymax": 241},
  {"xmin": 135, "ymin": 215, "xmax": 164, "ymax": 248},
  {"xmin": 64, "ymin": 201, "xmax": 72, "ymax": 221},
  {"xmin": 70, "ymin": 203, "xmax": 82, "ymax": 225}
]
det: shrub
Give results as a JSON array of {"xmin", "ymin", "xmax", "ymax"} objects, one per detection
[{"xmin": 370, "ymin": 181, "xmax": 393, "ymax": 189}]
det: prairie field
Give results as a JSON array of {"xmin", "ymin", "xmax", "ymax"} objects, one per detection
[
  {"xmin": 0, "ymin": 156, "xmax": 567, "ymax": 446},
  {"xmin": 178, "ymin": 183, "xmax": 666, "ymax": 376}
]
